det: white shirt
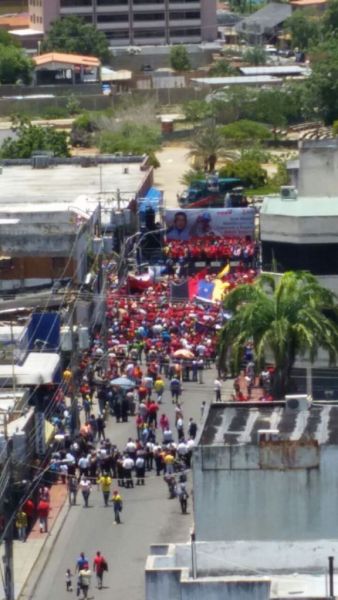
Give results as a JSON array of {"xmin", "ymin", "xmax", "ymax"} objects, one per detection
[
  {"xmin": 126, "ymin": 441, "xmax": 137, "ymax": 453},
  {"xmin": 214, "ymin": 379, "xmax": 221, "ymax": 391},
  {"xmin": 78, "ymin": 456, "xmax": 89, "ymax": 469},
  {"xmin": 177, "ymin": 442, "xmax": 188, "ymax": 455},
  {"xmin": 123, "ymin": 457, "xmax": 134, "ymax": 470}
]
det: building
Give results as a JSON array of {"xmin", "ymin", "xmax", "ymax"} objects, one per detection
[
  {"xmin": 28, "ymin": 0, "xmax": 217, "ymax": 46},
  {"xmin": 33, "ymin": 52, "xmax": 101, "ymax": 85},
  {"xmin": 290, "ymin": 0, "xmax": 327, "ymax": 12},
  {"xmin": 0, "ymin": 157, "xmax": 151, "ymax": 291},
  {"xmin": 146, "ymin": 539, "xmax": 338, "ymax": 600},
  {"xmin": 235, "ymin": 2, "xmax": 292, "ymax": 45},
  {"xmin": 193, "ymin": 400, "xmax": 338, "ymax": 542}
]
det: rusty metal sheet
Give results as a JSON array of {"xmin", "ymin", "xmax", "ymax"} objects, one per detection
[{"xmin": 259, "ymin": 440, "xmax": 319, "ymax": 470}]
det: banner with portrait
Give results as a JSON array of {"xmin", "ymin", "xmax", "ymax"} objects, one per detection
[{"xmin": 165, "ymin": 207, "xmax": 255, "ymax": 240}]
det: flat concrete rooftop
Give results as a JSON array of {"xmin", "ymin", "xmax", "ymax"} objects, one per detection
[{"xmin": 0, "ymin": 162, "xmax": 145, "ymax": 204}]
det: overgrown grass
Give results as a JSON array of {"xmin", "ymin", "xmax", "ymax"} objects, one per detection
[{"xmin": 0, "ymin": 1, "xmax": 27, "ymax": 14}]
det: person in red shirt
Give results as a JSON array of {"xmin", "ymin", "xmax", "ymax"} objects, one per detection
[
  {"xmin": 93, "ymin": 551, "xmax": 108, "ymax": 589},
  {"xmin": 37, "ymin": 499, "xmax": 49, "ymax": 533}
]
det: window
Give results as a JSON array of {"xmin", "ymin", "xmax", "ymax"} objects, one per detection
[{"xmin": 133, "ymin": 12, "xmax": 165, "ymax": 21}]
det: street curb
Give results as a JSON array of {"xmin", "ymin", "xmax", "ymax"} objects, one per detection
[{"xmin": 18, "ymin": 493, "xmax": 70, "ymax": 600}]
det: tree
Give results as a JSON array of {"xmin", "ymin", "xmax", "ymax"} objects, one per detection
[
  {"xmin": 253, "ymin": 89, "xmax": 288, "ymax": 137},
  {"xmin": 187, "ymin": 125, "xmax": 225, "ymax": 172},
  {"xmin": 219, "ymin": 158, "xmax": 267, "ymax": 187},
  {"xmin": 0, "ymin": 117, "xmax": 70, "ymax": 158},
  {"xmin": 170, "ymin": 45, "xmax": 191, "ymax": 71},
  {"xmin": 306, "ymin": 39, "xmax": 338, "ymax": 123},
  {"xmin": 285, "ymin": 9, "xmax": 320, "ymax": 50},
  {"xmin": 0, "ymin": 45, "xmax": 33, "ymax": 84},
  {"xmin": 220, "ymin": 119, "xmax": 272, "ymax": 143},
  {"xmin": 41, "ymin": 16, "xmax": 111, "ymax": 62},
  {"xmin": 70, "ymin": 112, "xmax": 98, "ymax": 148},
  {"xmin": 218, "ymin": 271, "xmax": 338, "ymax": 398},
  {"xmin": 209, "ymin": 60, "xmax": 237, "ymax": 77},
  {"xmin": 183, "ymin": 100, "xmax": 214, "ymax": 124},
  {"xmin": 243, "ymin": 46, "xmax": 266, "ymax": 66},
  {"xmin": 322, "ymin": 0, "xmax": 338, "ymax": 33}
]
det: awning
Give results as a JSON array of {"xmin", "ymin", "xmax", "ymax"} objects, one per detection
[
  {"xmin": 138, "ymin": 187, "xmax": 163, "ymax": 214},
  {"xmin": 0, "ymin": 352, "xmax": 60, "ymax": 385}
]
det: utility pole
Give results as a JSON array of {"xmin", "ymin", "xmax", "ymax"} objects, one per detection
[
  {"xmin": 70, "ymin": 305, "xmax": 79, "ymax": 434},
  {"xmin": 3, "ymin": 426, "xmax": 14, "ymax": 600}
]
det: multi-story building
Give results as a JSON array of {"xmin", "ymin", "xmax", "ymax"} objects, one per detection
[{"xmin": 28, "ymin": 0, "xmax": 217, "ymax": 45}]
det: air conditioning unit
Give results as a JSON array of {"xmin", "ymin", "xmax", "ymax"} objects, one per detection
[
  {"xmin": 280, "ymin": 186, "xmax": 298, "ymax": 200},
  {"xmin": 285, "ymin": 394, "xmax": 312, "ymax": 412},
  {"xmin": 257, "ymin": 429, "xmax": 279, "ymax": 443}
]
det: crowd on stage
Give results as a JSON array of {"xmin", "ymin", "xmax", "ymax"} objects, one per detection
[{"xmin": 164, "ymin": 235, "xmax": 258, "ymax": 264}]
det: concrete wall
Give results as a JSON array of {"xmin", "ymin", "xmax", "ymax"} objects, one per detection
[
  {"xmin": 201, "ymin": 0, "xmax": 218, "ymax": 41},
  {"xmin": 298, "ymin": 140, "xmax": 338, "ymax": 197},
  {"xmin": 260, "ymin": 213, "xmax": 338, "ymax": 244},
  {"xmin": 193, "ymin": 444, "xmax": 338, "ymax": 541}
]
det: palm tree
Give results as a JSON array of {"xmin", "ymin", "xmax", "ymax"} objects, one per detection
[
  {"xmin": 218, "ymin": 271, "xmax": 338, "ymax": 398},
  {"xmin": 187, "ymin": 125, "xmax": 238, "ymax": 172}
]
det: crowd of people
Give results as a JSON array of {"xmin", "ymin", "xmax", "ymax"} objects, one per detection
[{"xmin": 164, "ymin": 235, "xmax": 257, "ymax": 264}]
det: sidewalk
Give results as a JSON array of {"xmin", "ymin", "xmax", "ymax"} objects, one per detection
[{"xmin": 1, "ymin": 482, "xmax": 69, "ymax": 600}]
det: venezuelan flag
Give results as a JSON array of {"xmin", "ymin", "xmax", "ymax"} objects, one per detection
[
  {"xmin": 217, "ymin": 262, "xmax": 230, "ymax": 279},
  {"xmin": 196, "ymin": 279, "xmax": 230, "ymax": 303}
]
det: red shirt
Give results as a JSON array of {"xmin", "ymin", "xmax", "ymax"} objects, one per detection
[{"xmin": 93, "ymin": 555, "xmax": 106, "ymax": 574}]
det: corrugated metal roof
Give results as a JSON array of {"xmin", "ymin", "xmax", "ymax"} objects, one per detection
[
  {"xmin": 200, "ymin": 403, "xmax": 338, "ymax": 446},
  {"xmin": 191, "ymin": 75, "xmax": 280, "ymax": 86},
  {"xmin": 33, "ymin": 52, "xmax": 101, "ymax": 68},
  {"xmin": 240, "ymin": 66, "xmax": 309, "ymax": 76},
  {"xmin": 261, "ymin": 196, "xmax": 338, "ymax": 217}
]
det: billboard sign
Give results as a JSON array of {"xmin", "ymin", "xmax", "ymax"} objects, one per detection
[{"xmin": 165, "ymin": 208, "xmax": 255, "ymax": 240}]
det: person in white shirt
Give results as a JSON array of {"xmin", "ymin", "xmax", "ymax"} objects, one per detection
[
  {"xmin": 163, "ymin": 427, "xmax": 173, "ymax": 444},
  {"xmin": 79, "ymin": 477, "xmax": 91, "ymax": 507},
  {"xmin": 78, "ymin": 455, "xmax": 89, "ymax": 478},
  {"xmin": 122, "ymin": 456, "xmax": 134, "ymax": 488},
  {"xmin": 214, "ymin": 378, "xmax": 222, "ymax": 402}
]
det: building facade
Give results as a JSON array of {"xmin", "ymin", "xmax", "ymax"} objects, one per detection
[
  {"xmin": 28, "ymin": 0, "xmax": 217, "ymax": 45},
  {"xmin": 193, "ymin": 402, "xmax": 338, "ymax": 542}
]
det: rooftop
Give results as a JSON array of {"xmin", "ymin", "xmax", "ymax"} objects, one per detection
[
  {"xmin": 0, "ymin": 162, "xmax": 146, "ymax": 206},
  {"xmin": 236, "ymin": 2, "xmax": 292, "ymax": 33},
  {"xmin": 147, "ymin": 540, "xmax": 338, "ymax": 598},
  {"xmin": 240, "ymin": 65, "xmax": 310, "ymax": 76},
  {"xmin": 261, "ymin": 195, "xmax": 338, "ymax": 217},
  {"xmin": 200, "ymin": 402, "xmax": 338, "ymax": 446},
  {"xmin": 191, "ymin": 75, "xmax": 281, "ymax": 86},
  {"xmin": 33, "ymin": 52, "xmax": 101, "ymax": 68}
]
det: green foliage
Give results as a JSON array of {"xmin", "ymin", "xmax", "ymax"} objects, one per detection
[
  {"xmin": 0, "ymin": 45, "xmax": 33, "ymax": 84},
  {"xmin": 66, "ymin": 94, "xmax": 81, "ymax": 116},
  {"xmin": 170, "ymin": 45, "xmax": 191, "ymax": 71},
  {"xmin": 285, "ymin": 9, "xmax": 320, "ymax": 50},
  {"xmin": 147, "ymin": 151, "xmax": 160, "ymax": 169},
  {"xmin": 322, "ymin": 0, "xmax": 338, "ymax": 33},
  {"xmin": 333, "ymin": 120, "xmax": 338, "ymax": 135},
  {"xmin": 188, "ymin": 125, "xmax": 224, "ymax": 172},
  {"xmin": 99, "ymin": 123, "xmax": 161, "ymax": 155},
  {"xmin": 41, "ymin": 15, "xmax": 111, "ymax": 62},
  {"xmin": 209, "ymin": 60, "xmax": 237, "ymax": 77},
  {"xmin": 307, "ymin": 39, "xmax": 338, "ymax": 123},
  {"xmin": 220, "ymin": 119, "xmax": 272, "ymax": 142},
  {"xmin": 180, "ymin": 168, "xmax": 206, "ymax": 186},
  {"xmin": 70, "ymin": 112, "xmax": 98, "ymax": 148},
  {"xmin": 241, "ymin": 143, "xmax": 272, "ymax": 163},
  {"xmin": 40, "ymin": 106, "xmax": 70, "ymax": 119},
  {"xmin": 0, "ymin": 117, "xmax": 70, "ymax": 158},
  {"xmin": 243, "ymin": 46, "xmax": 266, "ymax": 66},
  {"xmin": 0, "ymin": 30, "xmax": 20, "ymax": 48},
  {"xmin": 219, "ymin": 158, "xmax": 267, "ymax": 188},
  {"xmin": 183, "ymin": 100, "xmax": 214, "ymax": 123},
  {"xmin": 219, "ymin": 271, "xmax": 338, "ymax": 397}
]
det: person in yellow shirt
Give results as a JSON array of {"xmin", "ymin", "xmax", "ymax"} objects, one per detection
[
  {"xmin": 16, "ymin": 510, "xmax": 28, "ymax": 542},
  {"xmin": 154, "ymin": 376, "xmax": 165, "ymax": 402},
  {"xmin": 111, "ymin": 490, "xmax": 123, "ymax": 524},
  {"xmin": 97, "ymin": 473, "xmax": 112, "ymax": 507},
  {"xmin": 164, "ymin": 451, "xmax": 175, "ymax": 475}
]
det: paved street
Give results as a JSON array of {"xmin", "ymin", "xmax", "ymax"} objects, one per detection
[{"xmin": 21, "ymin": 372, "xmax": 216, "ymax": 600}]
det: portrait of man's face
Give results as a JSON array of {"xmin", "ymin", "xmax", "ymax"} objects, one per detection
[{"xmin": 174, "ymin": 213, "xmax": 187, "ymax": 230}]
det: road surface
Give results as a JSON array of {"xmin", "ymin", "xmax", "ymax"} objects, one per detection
[{"xmin": 21, "ymin": 373, "xmax": 215, "ymax": 600}]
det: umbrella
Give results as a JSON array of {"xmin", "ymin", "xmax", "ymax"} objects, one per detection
[
  {"xmin": 110, "ymin": 376, "xmax": 135, "ymax": 389},
  {"xmin": 173, "ymin": 349, "xmax": 195, "ymax": 360}
]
